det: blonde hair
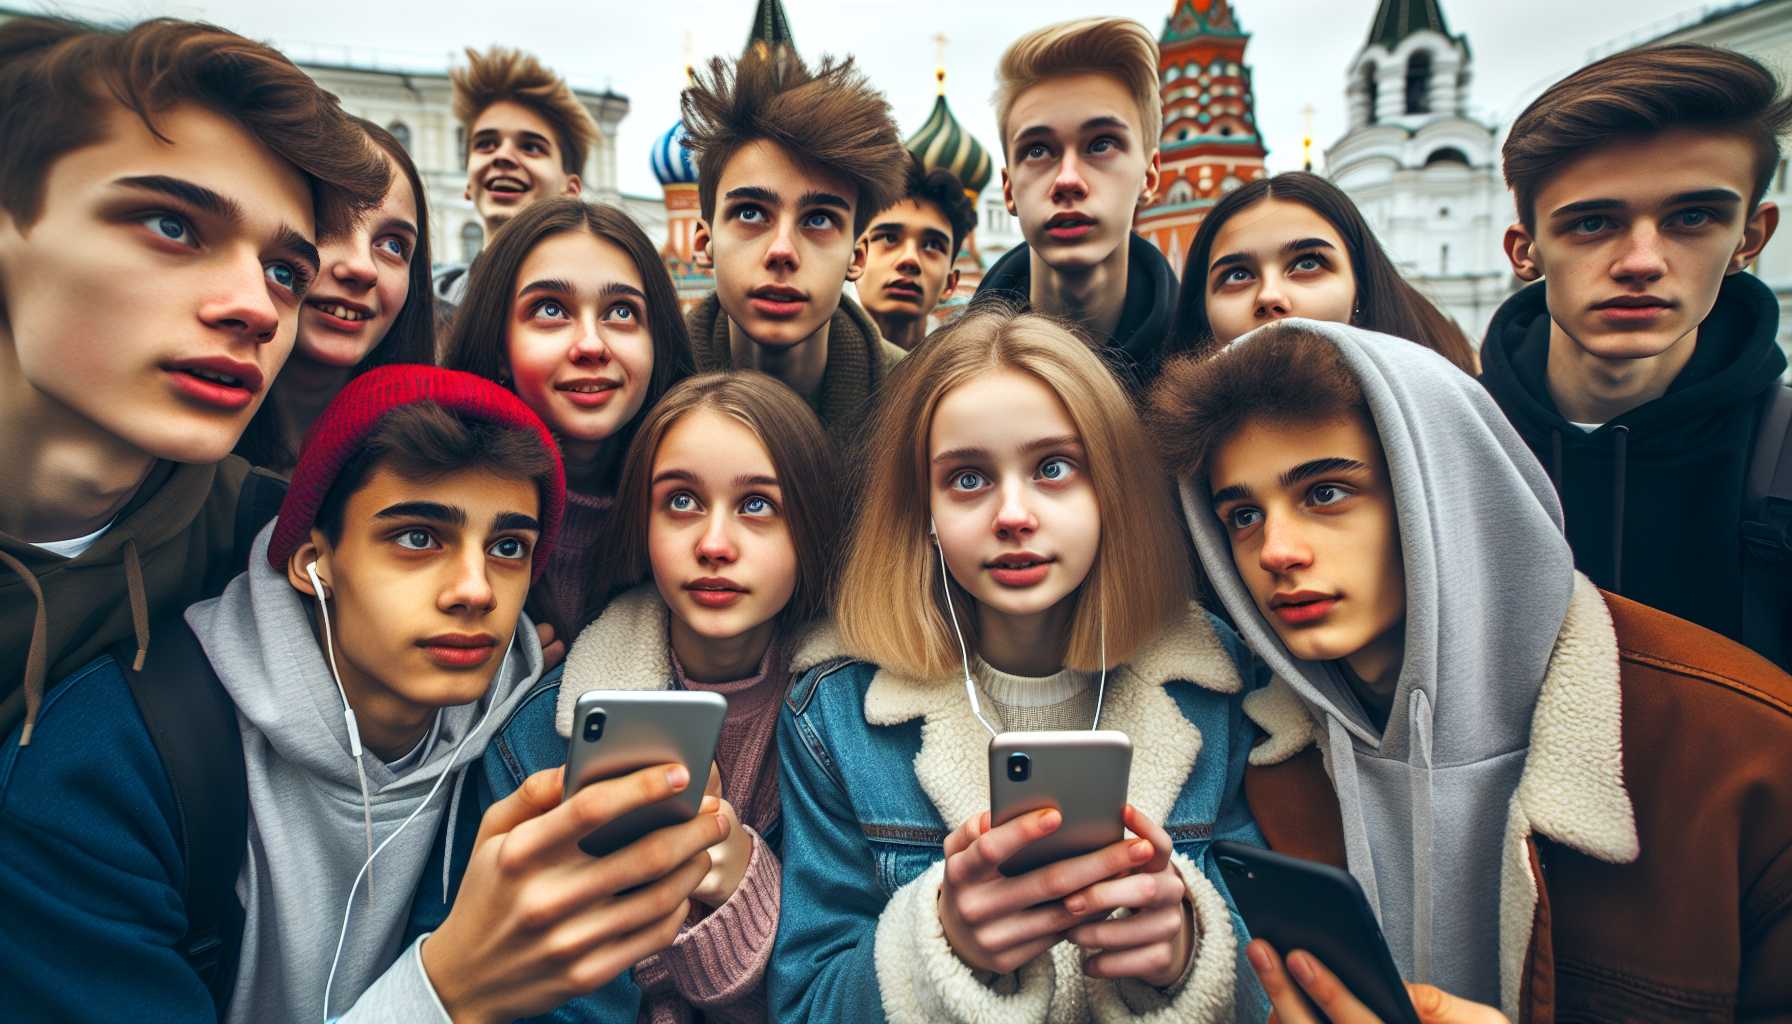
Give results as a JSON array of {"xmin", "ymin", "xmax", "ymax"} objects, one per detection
[
  {"xmin": 993, "ymin": 17, "xmax": 1163, "ymax": 158},
  {"xmin": 451, "ymin": 46, "xmax": 599, "ymax": 175},
  {"xmin": 836, "ymin": 306, "xmax": 1191, "ymax": 679}
]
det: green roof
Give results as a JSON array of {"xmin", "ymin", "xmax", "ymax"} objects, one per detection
[
  {"xmin": 743, "ymin": 0, "xmax": 797, "ymax": 59},
  {"xmin": 1367, "ymin": 0, "xmax": 1452, "ymax": 49},
  {"xmin": 906, "ymin": 92, "xmax": 993, "ymax": 197}
]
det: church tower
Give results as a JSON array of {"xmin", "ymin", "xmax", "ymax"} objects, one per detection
[
  {"xmin": 1326, "ymin": 0, "xmax": 1514, "ymax": 339},
  {"xmin": 1134, "ymin": 0, "xmax": 1268, "ymax": 276},
  {"xmin": 906, "ymin": 64, "xmax": 995, "ymax": 322}
]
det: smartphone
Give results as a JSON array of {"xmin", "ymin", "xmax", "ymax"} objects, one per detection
[
  {"xmin": 564, "ymin": 690, "xmax": 727, "ymax": 857},
  {"xmin": 987, "ymin": 730, "xmax": 1131, "ymax": 878},
  {"xmin": 1213, "ymin": 841, "xmax": 1421, "ymax": 1024}
]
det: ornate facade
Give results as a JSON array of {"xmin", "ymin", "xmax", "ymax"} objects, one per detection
[{"xmin": 1135, "ymin": 0, "xmax": 1269, "ymax": 276}]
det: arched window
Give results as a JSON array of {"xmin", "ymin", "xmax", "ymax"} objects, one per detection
[
  {"xmin": 1424, "ymin": 147, "xmax": 1470, "ymax": 167},
  {"xmin": 1166, "ymin": 179, "xmax": 1194, "ymax": 204},
  {"xmin": 459, "ymin": 222, "xmax": 483, "ymax": 263},
  {"xmin": 1364, "ymin": 65, "xmax": 1379, "ymax": 125},
  {"xmin": 388, "ymin": 121, "xmax": 412, "ymax": 152},
  {"xmin": 1405, "ymin": 51, "xmax": 1432, "ymax": 115}
]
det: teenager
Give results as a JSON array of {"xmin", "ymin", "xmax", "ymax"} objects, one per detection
[
  {"xmin": 0, "ymin": 367, "xmax": 737, "ymax": 1022},
  {"xmin": 435, "ymin": 46, "xmax": 597, "ymax": 306},
  {"xmin": 0, "ymin": 16, "xmax": 388, "ymax": 739},
  {"xmin": 1151, "ymin": 318, "xmax": 1792, "ymax": 1020},
  {"xmin": 856, "ymin": 154, "xmax": 978, "ymax": 350},
  {"xmin": 771, "ymin": 306, "xmax": 1267, "ymax": 1022},
  {"xmin": 1170, "ymin": 171, "xmax": 1477, "ymax": 373},
  {"xmin": 974, "ymin": 17, "xmax": 1176, "ymax": 392},
  {"xmin": 446, "ymin": 197, "xmax": 696, "ymax": 642},
  {"xmin": 1482, "ymin": 45, "xmax": 1790, "ymax": 669},
  {"xmin": 237, "ymin": 118, "xmax": 437, "ymax": 475},
  {"xmin": 680, "ymin": 48, "xmax": 909, "ymax": 449},
  {"xmin": 477, "ymin": 371, "xmax": 840, "ymax": 1021}
]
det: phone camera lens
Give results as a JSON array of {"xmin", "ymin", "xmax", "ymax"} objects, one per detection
[
  {"xmin": 583, "ymin": 710, "xmax": 606, "ymax": 742},
  {"xmin": 1006, "ymin": 752, "xmax": 1030, "ymax": 782}
]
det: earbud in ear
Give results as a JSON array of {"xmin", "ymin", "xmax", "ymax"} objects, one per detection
[{"xmin": 306, "ymin": 559, "xmax": 328, "ymax": 598}]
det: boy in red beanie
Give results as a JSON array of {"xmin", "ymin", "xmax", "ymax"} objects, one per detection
[{"xmin": 0, "ymin": 367, "xmax": 726, "ymax": 1023}]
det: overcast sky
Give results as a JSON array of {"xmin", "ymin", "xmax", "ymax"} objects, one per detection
[{"xmin": 24, "ymin": 0, "xmax": 1713, "ymax": 196}]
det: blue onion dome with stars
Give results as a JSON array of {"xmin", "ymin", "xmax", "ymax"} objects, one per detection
[{"xmin": 652, "ymin": 120, "xmax": 698, "ymax": 187}]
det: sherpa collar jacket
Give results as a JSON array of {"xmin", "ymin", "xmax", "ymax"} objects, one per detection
[
  {"xmin": 1243, "ymin": 575, "xmax": 1792, "ymax": 1021},
  {"xmin": 768, "ymin": 603, "xmax": 1271, "ymax": 1023}
]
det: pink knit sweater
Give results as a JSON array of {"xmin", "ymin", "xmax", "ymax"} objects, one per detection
[
  {"xmin": 529, "ymin": 488, "xmax": 613, "ymax": 641},
  {"xmin": 631, "ymin": 637, "xmax": 789, "ymax": 1024}
]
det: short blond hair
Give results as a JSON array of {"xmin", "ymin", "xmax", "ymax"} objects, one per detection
[
  {"xmin": 451, "ymin": 46, "xmax": 599, "ymax": 175},
  {"xmin": 994, "ymin": 17, "xmax": 1163, "ymax": 159},
  {"xmin": 835, "ymin": 306, "xmax": 1191, "ymax": 680}
]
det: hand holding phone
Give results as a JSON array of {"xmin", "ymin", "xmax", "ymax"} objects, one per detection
[
  {"xmin": 564, "ymin": 691, "xmax": 727, "ymax": 857},
  {"xmin": 1247, "ymin": 942, "xmax": 1508, "ymax": 1024},
  {"xmin": 691, "ymin": 763, "xmax": 752, "ymax": 907},
  {"xmin": 1060, "ymin": 804, "xmax": 1195, "ymax": 988}
]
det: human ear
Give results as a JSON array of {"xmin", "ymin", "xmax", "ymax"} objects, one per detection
[
  {"xmin": 563, "ymin": 174, "xmax": 583, "ymax": 197},
  {"xmin": 943, "ymin": 267, "xmax": 960, "ymax": 299},
  {"xmin": 1001, "ymin": 168, "xmax": 1017, "ymax": 217},
  {"xmin": 1504, "ymin": 222, "xmax": 1542, "ymax": 281},
  {"xmin": 1730, "ymin": 201, "xmax": 1778, "ymax": 274},
  {"xmin": 1140, "ymin": 149, "xmax": 1163, "ymax": 209},
  {"xmin": 693, "ymin": 220, "xmax": 714, "ymax": 270},
  {"xmin": 287, "ymin": 533, "xmax": 331, "ymax": 598},
  {"xmin": 846, "ymin": 234, "xmax": 867, "ymax": 282}
]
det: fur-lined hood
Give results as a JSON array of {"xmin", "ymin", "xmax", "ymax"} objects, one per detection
[{"xmin": 554, "ymin": 583, "xmax": 848, "ymax": 738}]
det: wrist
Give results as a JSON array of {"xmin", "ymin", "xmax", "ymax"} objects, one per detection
[{"xmin": 421, "ymin": 930, "xmax": 489, "ymax": 1024}]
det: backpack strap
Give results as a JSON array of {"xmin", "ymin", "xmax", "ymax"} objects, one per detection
[
  {"xmin": 1740, "ymin": 382, "xmax": 1792, "ymax": 670},
  {"xmin": 114, "ymin": 619, "xmax": 248, "ymax": 1012}
]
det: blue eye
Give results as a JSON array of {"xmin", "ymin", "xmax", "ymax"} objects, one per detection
[
  {"xmin": 740, "ymin": 495, "xmax": 775, "ymax": 516},
  {"xmin": 1309, "ymin": 483, "xmax": 1351, "ymax": 506},
  {"xmin": 736, "ymin": 207, "xmax": 765, "ymax": 224},
  {"xmin": 668, "ymin": 492, "xmax": 699, "ymax": 513},
  {"xmin": 1225, "ymin": 507, "xmax": 1262, "ymax": 530},
  {"xmin": 266, "ymin": 263, "xmax": 297, "ymax": 291},
  {"xmin": 141, "ymin": 212, "xmax": 197, "ymax": 247},
  {"xmin": 1088, "ymin": 137, "xmax": 1117, "ymax": 155},
  {"xmin": 1024, "ymin": 144, "xmax": 1050, "ymax": 161},
  {"xmin": 1038, "ymin": 456, "xmax": 1074, "ymax": 481},
  {"xmin": 376, "ymin": 235, "xmax": 407, "ymax": 259},
  {"xmin": 395, "ymin": 528, "xmax": 436, "ymax": 550},
  {"xmin": 1672, "ymin": 209, "xmax": 1713, "ymax": 229},
  {"xmin": 803, "ymin": 211, "xmax": 836, "ymax": 231},
  {"xmin": 490, "ymin": 537, "xmax": 529, "ymax": 560},
  {"xmin": 1291, "ymin": 255, "xmax": 1326, "ymax": 273},
  {"xmin": 601, "ymin": 303, "xmax": 636, "ymax": 322},
  {"xmin": 950, "ymin": 470, "xmax": 985, "ymax": 492},
  {"xmin": 533, "ymin": 300, "xmax": 569, "ymax": 320},
  {"xmin": 1570, "ymin": 216, "xmax": 1611, "ymax": 236}
]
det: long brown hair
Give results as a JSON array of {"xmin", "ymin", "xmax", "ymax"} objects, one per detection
[
  {"xmin": 444, "ymin": 197, "xmax": 696, "ymax": 488},
  {"xmin": 591, "ymin": 372, "xmax": 840, "ymax": 627},
  {"xmin": 237, "ymin": 118, "xmax": 437, "ymax": 471},
  {"xmin": 1170, "ymin": 172, "xmax": 1477, "ymax": 373},
  {"xmin": 836, "ymin": 305, "xmax": 1191, "ymax": 680}
]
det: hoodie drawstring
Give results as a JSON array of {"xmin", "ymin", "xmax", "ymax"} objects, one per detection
[
  {"xmin": 1322, "ymin": 714, "xmax": 1382, "ymax": 915},
  {"xmin": 1610, "ymin": 426, "xmax": 1629, "ymax": 594},
  {"xmin": 442, "ymin": 764, "xmax": 467, "ymax": 903},
  {"xmin": 123, "ymin": 540, "xmax": 150, "ymax": 671},
  {"xmin": 1407, "ymin": 689, "xmax": 1436, "ymax": 985},
  {"xmin": 0, "ymin": 550, "xmax": 48, "ymax": 747}
]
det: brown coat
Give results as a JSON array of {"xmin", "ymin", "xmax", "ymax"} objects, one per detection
[{"xmin": 1243, "ymin": 575, "xmax": 1792, "ymax": 1022}]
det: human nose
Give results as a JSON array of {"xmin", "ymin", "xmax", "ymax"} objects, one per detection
[
  {"xmin": 764, "ymin": 217, "xmax": 800, "ymax": 272},
  {"xmin": 895, "ymin": 239, "xmax": 923, "ymax": 275},
  {"xmin": 1050, "ymin": 153, "xmax": 1089, "ymax": 203},
  {"xmin": 1611, "ymin": 223, "xmax": 1667, "ymax": 284},
  {"xmin": 993, "ymin": 479, "xmax": 1038, "ymax": 541},
  {"xmin": 696, "ymin": 511, "xmax": 738, "ymax": 565},
  {"xmin": 439, "ymin": 545, "xmax": 498, "ymax": 614},
  {"xmin": 198, "ymin": 251, "xmax": 281, "ymax": 344},
  {"xmin": 568, "ymin": 313, "xmax": 613, "ymax": 365},
  {"xmin": 1258, "ymin": 512, "xmax": 1313, "ymax": 577}
]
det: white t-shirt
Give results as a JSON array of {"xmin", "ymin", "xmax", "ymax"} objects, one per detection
[
  {"xmin": 1570, "ymin": 420, "xmax": 1604, "ymax": 434},
  {"xmin": 28, "ymin": 518, "xmax": 117, "ymax": 559}
]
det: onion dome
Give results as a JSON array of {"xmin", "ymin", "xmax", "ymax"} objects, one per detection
[
  {"xmin": 652, "ymin": 120, "xmax": 698, "ymax": 187},
  {"xmin": 743, "ymin": 0, "xmax": 797, "ymax": 61},
  {"xmin": 905, "ymin": 72, "xmax": 992, "ymax": 198}
]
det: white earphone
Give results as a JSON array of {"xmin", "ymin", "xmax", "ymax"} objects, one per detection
[{"xmin": 930, "ymin": 518, "xmax": 1107, "ymax": 736}]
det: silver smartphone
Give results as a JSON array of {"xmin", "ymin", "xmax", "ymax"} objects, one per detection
[
  {"xmin": 564, "ymin": 690, "xmax": 728, "ymax": 857},
  {"xmin": 988, "ymin": 730, "xmax": 1132, "ymax": 878}
]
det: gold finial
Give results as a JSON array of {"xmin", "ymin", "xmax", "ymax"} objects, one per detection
[
  {"xmin": 1300, "ymin": 103, "xmax": 1315, "ymax": 172},
  {"xmin": 932, "ymin": 32, "xmax": 949, "ymax": 95},
  {"xmin": 682, "ymin": 31, "xmax": 697, "ymax": 84}
]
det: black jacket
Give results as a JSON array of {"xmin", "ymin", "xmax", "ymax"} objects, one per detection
[
  {"xmin": 1480, "ymin": 273, "xmax": 1787, "ymax": 664},
  {"xmin": 975, "ymin": 232, "xmax": 1177, "ymax": 393}
]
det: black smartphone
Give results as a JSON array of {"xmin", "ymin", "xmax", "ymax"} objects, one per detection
[
  {"xmin": 1213, "ymin": 841, "xmax": 1420, "ymax": 1024},
  {"xmin": 564, "ymin": 690, "xmax": 727, "ymax": 857}
]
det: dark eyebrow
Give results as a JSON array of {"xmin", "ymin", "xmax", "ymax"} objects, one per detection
[
  {"xmin": 1666, "ymin": 188, "xmax": 1743, "ymax": 206},
  {"xmin": 1023, "ymin": 434, "xmax": 1083, "ymax": 455},
  {"xmin": 114, "ymin": 175, "xmax": 241, "ymax": 221},
  {"xmin": 1280, "ymin": 457, "xmax": 1370, "ymax": 489},
  {"xmin": 1081, "ymin": 115, "xmax": 1133, "ymax": 135},
  {"xmin": 735, "ymin": 474, "xmax": 779, "ymax": 488},
  {"xmin": 374, "ymin": 501, "xmax": 466, "ymax": 526},
  {"xmin": 1282, "ymin": 237, "xmax": 1335, "ymax": 255},
  {"xmin": 518, "ymin": 278, "xmax": 574, "ymax": 298},
  {"xmin": 491, "ymin": 511, "xmax": 540, "ymax": 534},
  {"xmin": 600, "ymin": 282, "xmax": 648, "ymax": 302},
  {"xmin": 724, "ymin": 185, "xmax": 779, "ymax": 207},
  {"xmin": 1209, "ymin": 251, "xmax": 1253, "ymax": 277},
  {"xmin": 651, "ymin": 468, "xmax": 697, "ymax": 486},
  {"xmin": 868, "ymin": 220, "xmax": 905, "ymax": 235},
  {"xmin": 1549, "ymin": 198, "xmax": 1625, "ymax": 219},
  {"xmin": 922, "ymin": 228, "xmax": 952, "ymax": 246},
  {"xmin": 1210, "ymin": 483, "xmax": 1253, "ymax": 506},
  {"xmin": 516, "ymin": 130, "xmax": 552, "ymax": 146},
  {"xmin": 932, "ymin": 445, "xmax": 989, "ymax": 465},
  {"xmin": 797, "ymin": 190, "xmax": 851, "ymax": 212},
  {"xmin": 273, "ymin": 225, "xmax": 321, "ymax": 276}
]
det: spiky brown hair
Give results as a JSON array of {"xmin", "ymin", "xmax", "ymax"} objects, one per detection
[
  {"xmin": 451, "ymin": 46, "xmax": 599, "ymax": 175},
  {"xmin": 680, "ymin": 50, "xmax": 906, "ymax": 237}
]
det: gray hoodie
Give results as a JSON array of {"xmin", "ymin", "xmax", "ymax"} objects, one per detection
[
  {"xmin": 1177, "ymin": 319, "xmax": 1575, "ymax": 1004},
  {"xmin": 184, "ymin": 523, "xmax": 544, "ymax": 1023}
]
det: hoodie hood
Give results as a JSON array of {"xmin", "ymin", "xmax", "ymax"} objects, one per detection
[
  {"xmin": 184, "ymin": 521, "xmax": 543, "ymax": 1022},
  {"xmin": 1178, "ymin": 318, "xmax": 1577, "ymax": 1002},
  {"xmin": 1480, "ymin": 272, "xmax": 1786, "ymax": 646},
  {"xmin": 978, "ymin": 232, "xmax": 1177, "ymax": 390}
]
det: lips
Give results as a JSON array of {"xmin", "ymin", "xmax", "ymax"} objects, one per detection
[
  {"xmin": 417, "ymin": 632, "xmax": 498, "ymax": 669},
  {"xmin": 1592, "ymin": 295, "xmax": 1675, "ymax": 324},
  {"xmin": 1044, "ymin": 212, "xmax": 1096, "ymax": 242},
  {"xmin": 555, "ymin": 378, "xmax": 622, "ymax": 408},
  {"xmin": 985, "ymin": 552, "xmax": 1054, "ymax": 588},
  {"xmin": 163, "ymin": 356, "xmax": 264, "ymax": 411},
  {"xmin": 884, "ymin": 279, "xmax": 924, "ymax": 302},
  {"xmin": 1270, "ymin": 591, "xmax": 1339, "ymax": 626},
  {"xmin": 748, "ymin": 285, "xmax": 807, "ymax": 319},
  {"xmin": 306, "ymin": 298, "xmax": 375, "ymax": 330},
  {"xmin": 484, "ymin": 175, "xmax": 529, "ymax": 196},
  {"xmin": 685, "ymin": 577, "xmax": 747, "ymax": 609}
]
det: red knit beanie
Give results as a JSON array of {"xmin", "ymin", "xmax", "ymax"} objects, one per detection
[{"xmin": 267, "ymin": 365, "xmax": 567, "ymax": 580}]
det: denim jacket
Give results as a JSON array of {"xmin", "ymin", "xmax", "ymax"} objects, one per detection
[{"xmin": 769, "ymin": 604, "xmax": 1271, "ymax": 1023}]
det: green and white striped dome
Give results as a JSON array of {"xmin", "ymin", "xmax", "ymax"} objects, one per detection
[{"xmin": 905, "ymin": 87, "xmax": 992, "ymax": 199}]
